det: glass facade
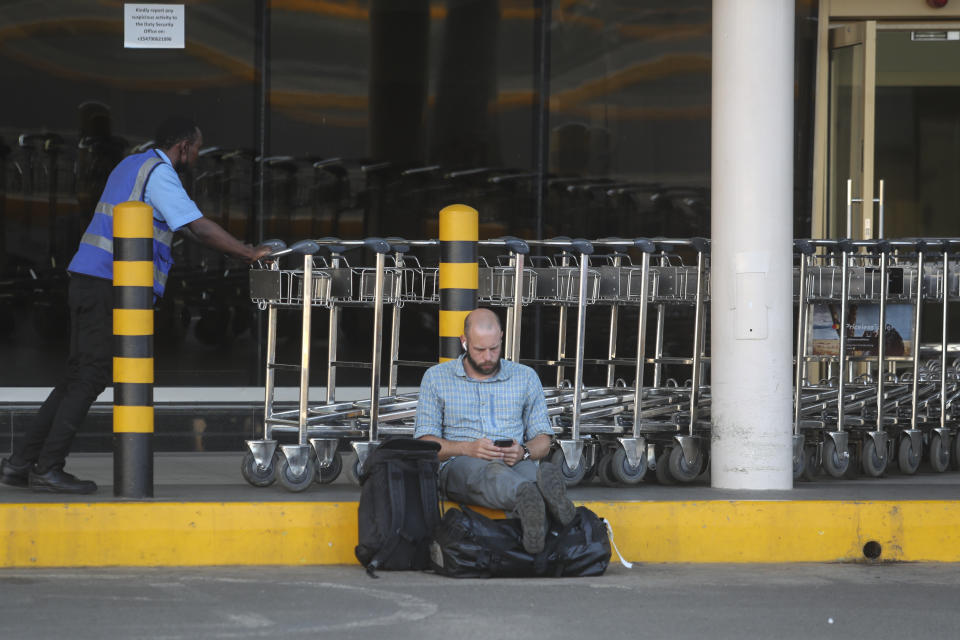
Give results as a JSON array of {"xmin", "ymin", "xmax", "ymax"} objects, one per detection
[{"xmin": 0, "ymin": 2, "xmax": 816, "ymax": 399}]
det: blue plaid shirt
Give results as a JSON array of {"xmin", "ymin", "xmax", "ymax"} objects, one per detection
[{"xmin": 413, "ymin": 356, "xmax": 553, "ymax": 443}]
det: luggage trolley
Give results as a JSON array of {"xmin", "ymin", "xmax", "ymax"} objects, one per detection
[
  {"xmin": 243, "ymin": 236, "xmax": 403, "ymax": 491},
  {"xmin": 791, "ymin": 238, "xmax": 953, "ymax": 479},
  {"xmin": 586, "ymin": 237, "xmax": 712, "ymax": 486},
  {"xmin": 793, "ymin": 239, "xmax": 908, "ymax": 479},
  {"xmin": 571, "ymin": 237, "xmax": 658, "ymax": 487},
  {"xmin": 519, "ymin": 237, "xmax": 606, "ymax": 485},
  {"xmin": 627, "ymin": 238, "xmax": 712, "ymax": 485}
]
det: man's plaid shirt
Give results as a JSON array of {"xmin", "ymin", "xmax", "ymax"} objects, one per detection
[{"xmin": 413, "ymin": 355, "xmax": 553, "ymax": 443}]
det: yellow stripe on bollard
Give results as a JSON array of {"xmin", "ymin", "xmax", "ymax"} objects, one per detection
[
  {"xmin": 113, "ymin": 357, "xmax": 154, "ymax": 384},
  {"xmin": 113, "ymin": 261, "xmax": 154, "ymax": 287},
  {"xmin": 438, "ymin": 262, "xmax": 479, "ymax": 290},
  {"xmin": 113, "ymin": 202, "xmax": 154, "ymax": 237},
  {"xmin": 439, "ymin": 310, "xmax": 471, "ymax": 338},
  {"xmin": 113, "ymin": 406, "xmax": 155, "ymax": 434},
  {"xmin": 113, "ymin": 309, "xmax": 154, "ymax": 335}
]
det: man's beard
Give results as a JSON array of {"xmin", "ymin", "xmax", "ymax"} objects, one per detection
[{"xmin": 464, "ymin": 351, "xmax": 500, "ymax": 376}]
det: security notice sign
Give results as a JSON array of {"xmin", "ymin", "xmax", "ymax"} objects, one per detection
[{"xmin": 124, "ymin": 4, "xmax": 185, "ymax": 49}]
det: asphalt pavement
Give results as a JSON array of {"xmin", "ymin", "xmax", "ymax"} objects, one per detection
[{"xmin": 1, "ymin": 563, "xmax": 958, "ymax": 639}]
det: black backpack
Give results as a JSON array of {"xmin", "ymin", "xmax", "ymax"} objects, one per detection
[
  {"xmin": 429, "ymin": 504, "xmax": 612, "ymax": 578},
  {"xmin": 354, "ymin": 438, "xmax": 441, "ymax": 577}
]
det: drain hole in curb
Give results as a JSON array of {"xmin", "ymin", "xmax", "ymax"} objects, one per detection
[{"xmin": 863, "ymin": 541, "xmax": 882, "ymax": 560}]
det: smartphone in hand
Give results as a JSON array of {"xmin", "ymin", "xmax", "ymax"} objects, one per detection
[{"xmin": 493, "ymin": 439, "xmax": 514, "ymax": 447}]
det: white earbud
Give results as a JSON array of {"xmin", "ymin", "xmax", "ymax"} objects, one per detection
[{"xmin": 461, "ymin": 341, "xmax": 467, "ymax": 350}]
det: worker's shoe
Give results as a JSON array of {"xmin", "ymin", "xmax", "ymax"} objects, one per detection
[
  {"xmin": 536, "ymin": 461, "xmax": 576, "ymax": 527},
  {"xmin": 29, "ymin": 467, "xmax": 97, "ymax": 494},
  {"xmin": 515, "ymin": 482, "xmax": 547, "ymax": 554},
  {"xmin": 0, "ymin": 458, "xmax": 32, "ymax": 488}
]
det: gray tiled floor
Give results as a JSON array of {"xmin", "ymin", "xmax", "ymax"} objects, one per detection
[{"xmin": 1, "ymin": 451, "xmax": 958, "ymax": 503}]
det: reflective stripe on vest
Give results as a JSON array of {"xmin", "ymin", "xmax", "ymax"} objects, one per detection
[
  {"xmin": 77, "ymin": 158, "xmax": 172, "ymax": 255},
  {"xmin": 69, "ymin": 152, "xmax": 177, "ymax": 298}
]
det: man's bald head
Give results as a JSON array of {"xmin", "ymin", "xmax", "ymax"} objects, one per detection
[
  {"xmin": 463, "ymin": 308, "xmax": 501, "ymax": 338},
  {"xmin": 460, "ymin": 308, "xmax": 503, "ymax": 378}
]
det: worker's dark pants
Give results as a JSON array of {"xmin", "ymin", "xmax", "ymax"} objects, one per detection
[{"xmin": 13, "ymin": 274, "xmax": 113, "ymax": 473}]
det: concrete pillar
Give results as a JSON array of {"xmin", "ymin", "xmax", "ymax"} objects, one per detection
[{"xmin": 710, "ymin": 0, "xmax": 794, "ymax": 489}]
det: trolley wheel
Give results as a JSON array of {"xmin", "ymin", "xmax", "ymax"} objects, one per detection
[
  {"xmin": 801, "ymin": 446, "xmax": 819, "ymax": 482},
  {"xmin": 822, "ymin": 438, "xmax": 849, "ymax": 478},
  {"xmin": 667, "ymin": 445, "xmax": 703, "ymax": 483},
  {"xmin": 276, "ymin": 454, "xmax": 317, "ymax": 492},
  {"xmin": 654, "ymin": 448, "xmax": 676, "ymax": 485},
  {"xmin": 610, "ymin": 446, "xmax": 647, "ymax": 485},
  {"xmin": 548, "ymin": 448, "xmax": 589, "ymax": 487},
  {"xmin": 952, "ymin": 431, "xmax": 960, "ymax": 471},
  {"xmin": 315, "ymin": 451, "xmax": 344, "ymax": 484},
  {"xmin": 595, "ymin": 452, "xmax": 618, "ymax": 487},
  {"xmin": 897, "ymin": 437, "xmax": 921, "ymax": 475},
  {"xmin": 344, "ymin": 455, "xmax": 363, "ymax": 486},
  {"xmin": 240, "ymin": 450, "xmax": 277, "ymax": 487},
  {"xmin": 928, "ymin": 433, "xmax": 950, "ymax": 473},
  {"xmin": 861, "ymin": 438, "xmax": 888, "ymax": 477}
]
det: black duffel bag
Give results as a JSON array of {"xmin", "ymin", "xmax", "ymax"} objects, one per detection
[{"xmin": 429, "ymin": 504, "xmax": 612, "ymax": 578}]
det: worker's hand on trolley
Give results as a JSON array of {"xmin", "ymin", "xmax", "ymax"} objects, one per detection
[{"xmin": 245, "ymin": 243, "xmax": 275, "ymax": 264}]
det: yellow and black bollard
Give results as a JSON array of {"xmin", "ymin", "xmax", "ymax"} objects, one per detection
[
  {"xmin": 112, "ymin": 201, "xmax": 154, "ymax": 498},
  {"xmin": 438, "ymin": 204, "xmax": 478, "ymax": 362}
]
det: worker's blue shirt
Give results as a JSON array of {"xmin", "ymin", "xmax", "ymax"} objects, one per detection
[
  {"xmin": 144, "ymin": 149, "xmax": 203, "ymax": 231},
  {"xmin": 413, "ymin": 356, "xmax": 553, "ymax": 444},
  {"xmin": 68, "ymin": 148, "xmax": 202, "ymax": 298}
]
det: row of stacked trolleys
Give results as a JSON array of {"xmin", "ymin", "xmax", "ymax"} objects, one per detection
[{"xmin": 240, "ymin": 234, "xmax": 960, "ymax": 491}]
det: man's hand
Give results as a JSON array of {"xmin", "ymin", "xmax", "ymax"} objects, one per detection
[
  {"xmin": 499, "ymin": 441, "xmax": 525, "ymax": 466},
  {"xmin": 463, "ymin": 438, "xmax": 503, "ymax": 461},
  {"xmin": 463, "ymin": 439, "xmax": 525, "ymax": 465}
]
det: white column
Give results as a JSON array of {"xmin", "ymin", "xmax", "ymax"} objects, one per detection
[{"xmin": 710, "ymin": 0, "xmax": 794, "ymax": 489}]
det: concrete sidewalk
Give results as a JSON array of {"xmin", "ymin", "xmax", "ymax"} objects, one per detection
[{"xmin": 1, "ymin": 451, "xmax": 959, "ymax": 503}]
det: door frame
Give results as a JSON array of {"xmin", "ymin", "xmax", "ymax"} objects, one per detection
[{"xmin": 810, "ymin": 0, "xmax": 960, "ymax": 238}]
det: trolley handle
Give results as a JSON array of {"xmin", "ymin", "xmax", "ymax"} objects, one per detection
[
  {"xmin": 500, "ymin": 236, "xmax": 529, "ymax": 255},
  {"xmin": 923, "ymin": 238, "xmax": 953, "ymax": 254},
  {"xmin": 633, "ymin": 238, "xmax": 657, "ymax": 254},
  {"xmin": 833, "ymin": 239, "xmax": 855, "ymax": 254},
  {"xmin": 690, "ymin": 237, "xmax": 710, "ymax": 254},
  {"xmin": 385, "ymin": 237, "xmax": 411, "ymax": 254},
  {"xmin": 316, "ymin": 237, "xmax": 348, "ymax": 255},
  {"xmin": 259, "ymin": 239, "xmax": 287, "ymax": 259},
  {"xmin": 793, "ymin": 239, "xmax": 815, "ymax": 256},
  {"xmin": 364, "ymin": 237, "xmax": 392, "ymax": 254},
  {"xmin": 289, "ymin": 239, "xmax": 320, "ymax": 255},
  {"xmin": 595, "ymin": 237, "xmax": 632, "ymax": 251},
  {"xmin": 568, "ymin": 238, "xmax": 594, "ymax": 256}
]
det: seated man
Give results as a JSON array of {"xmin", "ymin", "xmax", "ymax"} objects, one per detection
[{"xmin": 414, "ymin": 308, "xmax": 575, "ymax": 554}]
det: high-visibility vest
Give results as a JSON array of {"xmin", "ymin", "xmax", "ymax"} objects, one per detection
[{"xmin": 68, "ymin": 150, "xmax": 175, "ymax": 298}]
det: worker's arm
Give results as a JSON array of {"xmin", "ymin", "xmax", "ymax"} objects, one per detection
[{"xmin": 185, "ymin": 216, "xmax": 270, "ymax": 264}]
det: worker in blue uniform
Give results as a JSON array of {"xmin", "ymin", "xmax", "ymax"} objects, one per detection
[{"xmin": 0, "ymin": 116, "xmax": 271, "ymax": 493}]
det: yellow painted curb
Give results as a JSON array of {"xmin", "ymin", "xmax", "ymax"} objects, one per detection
[
  {"xmin": 0, "ymin": 502, "xmax": 358, "ymax": 567},
  {"xmin": 2, "ymin": 500, "xmax": 960, "ymax": 567}
]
